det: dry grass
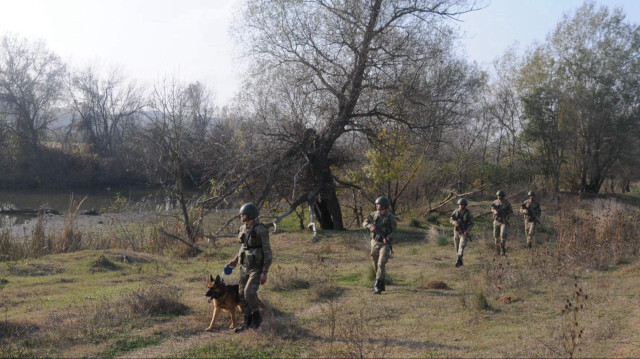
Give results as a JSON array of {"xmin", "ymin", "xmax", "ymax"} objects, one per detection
[
  {"xmin": 0, "ymin": 197, "xmax": 640, "ymax": 357},
  {"xmin": 555, "ymin": 198, "xmax": 640, "ymax": 270}
]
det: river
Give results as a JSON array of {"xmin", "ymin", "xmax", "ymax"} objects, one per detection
[{"xmin": 0, "ymin": 187, "xmax": 169, "ymax": 227}]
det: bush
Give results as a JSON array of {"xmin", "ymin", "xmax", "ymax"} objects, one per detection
[
  {"xmin": 555, "ymin": 198, "xmax": 640, "ymax": 270},
  {"xmin": 90, "ymin": 255, "xmax": 120, "ymax": 272},
  {"xmin": 269, "ymin": 265, "xmax": 311, "ymax": 291},
  {"xmin": 312, "ymin": 282, "xmax": 344, "ymax": 301},
  {"xmin": 472, "ymin": 289, "xmax": 492, "ymax": 311},
  {"xmin": 125, "ymin": 285, "xmax": 190, "ymax": 316},
  {"xmin": 409, "ymin": 218, "xmax": 422, "ymax": 228},
  {"xmin": 425, "ymin": 226, "xmax": 448, "ymax": 246}
]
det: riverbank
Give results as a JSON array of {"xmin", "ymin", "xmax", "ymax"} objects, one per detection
[{"xmin": 5, "ymin": 211, "xmax": 162, "ymax": 239}]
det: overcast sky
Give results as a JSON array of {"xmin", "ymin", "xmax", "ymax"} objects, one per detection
[{"xmin": 1, "ymin": 0, "xmax": 639, "ymax": 107}]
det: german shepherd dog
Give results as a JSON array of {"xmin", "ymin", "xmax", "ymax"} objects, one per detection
[{"xmin": 205, "ymin": 274, "xmax": 241, "ymax": 331}]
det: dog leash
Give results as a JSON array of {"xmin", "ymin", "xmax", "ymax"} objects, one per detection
[{"xmin": 221, "ymin": 264, "xmax": 234, "ymax": 280}]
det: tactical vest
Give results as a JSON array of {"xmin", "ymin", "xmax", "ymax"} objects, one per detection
[
  {"xmin": 239, "ymin": 222, "xmax": 267, "ymax": 270},
  {"xmin": 452, "ymin": 209, "xmax": 472, "ymax": 232},
  {"xmin": 369, "ymin": 211, "xmax": 395, "ymax": 241}
]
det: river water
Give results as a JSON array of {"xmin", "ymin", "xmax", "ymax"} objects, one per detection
[{"xmin": 0, "ymin": 187, "xmax": 169, "ymax": 227}]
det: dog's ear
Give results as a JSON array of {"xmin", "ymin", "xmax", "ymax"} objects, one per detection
[
  {"xmin": 215, "ymin": 274, "xmax": 221, "ymax": 282},
  {"xmin": 210, "ymin": 274, "xmax": 214, "ymax": 282}
]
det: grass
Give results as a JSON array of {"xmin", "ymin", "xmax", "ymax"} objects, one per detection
[
  {"xmin": 186, "ymin": 338, "xmax": 305, "ymax": 358},
  {"xmin": 0, "ymin": 197, "xmax": 640, "ymax": 357},
  {"xmin": 103, "ymin": 335, "xmax": 163, "ymax": 357}
]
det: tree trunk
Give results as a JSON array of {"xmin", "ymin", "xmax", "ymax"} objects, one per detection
[
  {"xmin": 308, "ymin": 139, "xmax": 345, "ymax": 231},
  {"xmin": 581, "ymin": 175, "xmax": 603, "ymax": 194},
  {"xmin": 311, "ymin": 163, "xmax": 345, "ymax": 231}
]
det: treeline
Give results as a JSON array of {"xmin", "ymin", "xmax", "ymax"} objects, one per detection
[{"xmin": 0, "ymin": 1, "xmax": 638, "ymax": 230}]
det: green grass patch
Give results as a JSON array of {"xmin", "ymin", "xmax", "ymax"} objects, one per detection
[
  {"xmin": 103, "ymin": 335, "xmax": 162, "ymax": 357},
  {"xmin": 187, "ymin": 339, "xmax": 304, "ymax": 358},
  {"xmin": 436, "ymin": 235, "xmax": 449, "ymax": 246},
  {"xmin": 269, "ymin": 210, "xmax": 305, "ymax": 232},
  {"xmin": 335, "ymin": 273, "xmax": 360, "ymax": 283}
]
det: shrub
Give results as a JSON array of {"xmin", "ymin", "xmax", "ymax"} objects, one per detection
[
  {"xmin": 555, "ymin": 198, "xmax": 640, "ymax": 270},
  {"xmin": 560, "ymin": 276, "xmax": 588, "ymax": 358},
  {"xmin": 425, "ymin": 226, "xmax": 448, "ymax": 246},
  {"xmin": 125, "ymin": 285, "xmax": 190, "ymax": 317},
  {"xmin": 339, "ymin": 309, "xmax": 390, "ymax": 358},
  {"xmin": 472, "ymin": 289, "xmax": 492, "ymax": 311},
  {"xmin": 312, "ymin": 282, "xmax": 344, "ymax": 301},
  {"xmin": 269, "ymin": 265, "xmax": 311, "ymax": 291},
  {"xmin": 90, "ymin": 255, "xmax": 120, "ymax": 272},
  {"xmin": 409, "ymin": 218, "xmax": 422, "ymax": 228}
]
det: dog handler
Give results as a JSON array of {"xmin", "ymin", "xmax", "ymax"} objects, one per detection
[{"xmin": 227, "ymin": 203, "xmax": 272, "ymax": 332}]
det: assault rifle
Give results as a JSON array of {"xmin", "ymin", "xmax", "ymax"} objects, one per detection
[
  {"xmin": 521, "ymin": 203, "xmax": 541, "ymax": 224},
  {"xmin": 454, "ymin": 219, "xmax": 472, "ymax": 241},
  {"xmin": 373, "ymin": 223, "xmax": 393, "ymax": 253},
  {"xmin": 491, "ymin": 203, "xmax": 509, "ymax": 224}
]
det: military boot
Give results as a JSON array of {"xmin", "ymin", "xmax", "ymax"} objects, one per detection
[
  {"xmin": 455, "ymin": 255, "xmax": 463, "ymax": 267},
  {"xmin": 234, "ymin": 312, "xmax": 253, "ymax": 333},
  {"xmin": 249, "ymin": 311, "xmax": 262, "ymax": 329},
  {"xmin": 372, "ymin": 279, "xmax": 383, "ymax": 294}
]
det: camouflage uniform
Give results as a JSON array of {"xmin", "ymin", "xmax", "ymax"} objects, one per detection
[
  {"xmin": 521, "ymin": 198, "xmax": 542, "ymax": 247},
  {"xmin": 363, "ymin": 210, "xmax": 397, "ymax": 290},
  {"xmin": 450, "ymin": 207, "xmax": 474, "ymax": 259},
  {"xmin": 237, "ymin": 221, "xmax": 272, "ymax": 314},
  {"xmin": 491, "ymin": 198, "xmax": 513, "ymax": 255}
]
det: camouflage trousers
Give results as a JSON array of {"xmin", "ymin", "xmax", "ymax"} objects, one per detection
[
  {"xmin": 370, "ymin": 240, "xmax": 391, "ymax": 281},
  {"xmin": 524, "ymin": 221, "xmax": 537, "ymax": 244},
  {"xmin": 493, "ymin": 220, "xmax": 509, "ymax": 245},
  {"xmin": 239, "ymin": 266, "xmax": 261, "ymax": 313},
  {"xmin": 453, "ymin": 231, "xmax": 470, "ymax": 256}
]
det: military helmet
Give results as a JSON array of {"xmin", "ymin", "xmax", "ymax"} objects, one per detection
[
  {"xmin": 457, "ymin": 198, "xmax": 468, "ymax": 205},
  {"xmin": 496, "ymin": 190, "xmax": 506, "ymax": 197},
  {"xmin": 375, "ymin": 196, "xmax": 390, "ymax": 208},
  {"xmin": 239, "ymin": 203, "xmax": 260, "ymax": 219},
  {"xmin": 527, "ymin": 190, "xmax": 536, "ymax": 197}
]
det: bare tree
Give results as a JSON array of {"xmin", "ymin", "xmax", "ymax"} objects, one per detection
[
  {"xmin": 236, "ymin": 0, "xmax": 484, "ymax": 229},
  {"xmin": 139, "ymin": 77, "xmax": 249, "ymax": 253},
  {"xmin": 0, "ymin": 34, "xmax": 66, "ymax": 156},
  {"xmin": 68, "ymin": 65, "xmax": 145, "ymax": 156},
  {"xmin": 486, "ymin": 47, "xmax": 524, "ymax": 167}
]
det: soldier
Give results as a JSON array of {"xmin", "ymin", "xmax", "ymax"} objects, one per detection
[
  {"xmin": 491, "ymin": 190, "xmax": 513, "ymax": 256},
  {"xmin": 450, "ymin": 198, "xmax": 474, "ymax": 267},
  {"xmin": 521, "ymin": 190, "xmax": 542, "ymax": 248},
  {"xmin": 363, "ymin": 196, "xmax": 397, "ymax": 294},
  {"xmin": 227, "ymin": 203, "xmax": 272, "ymax": 332}
]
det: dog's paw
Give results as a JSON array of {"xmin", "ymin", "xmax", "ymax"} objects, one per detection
[{"xmin": 205, "ymin": 326, "xmax": 213, "ymax": 332}]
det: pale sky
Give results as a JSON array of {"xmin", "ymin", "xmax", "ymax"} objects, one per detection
[{"xmin": 0, "ymin": 0, "xmax": 639, "ymax": 107}]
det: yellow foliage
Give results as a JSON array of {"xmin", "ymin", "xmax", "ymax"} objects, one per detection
[{"xmin": 363, "ymin": 128, "xmax": 425, "ymax": 191}]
